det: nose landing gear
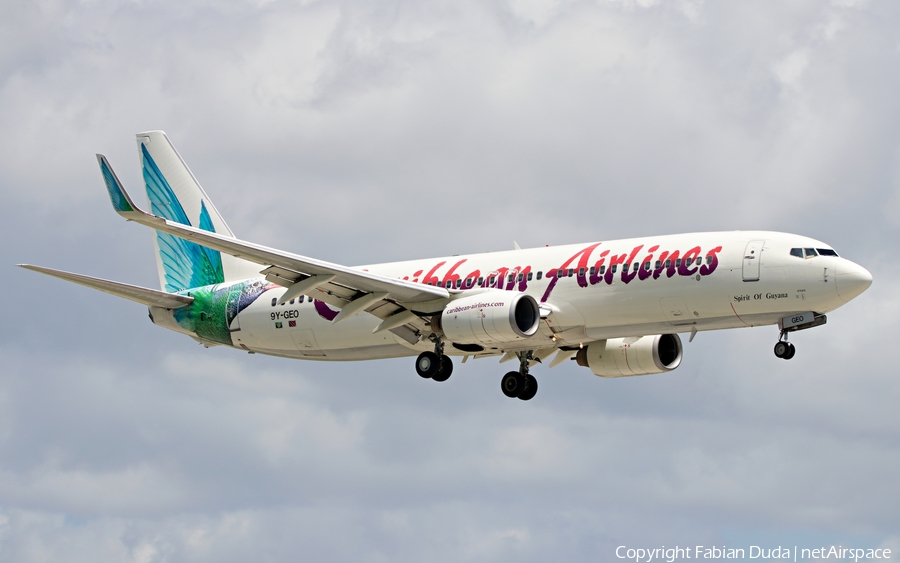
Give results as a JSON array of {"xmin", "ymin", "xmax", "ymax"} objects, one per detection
[
  {"xmin": 500, "ymin": 351, "xmax": 538, "ymax": 401},
  {"xmin": 773, "ymin": 334, "xmax": 796, "ymax": 360}
]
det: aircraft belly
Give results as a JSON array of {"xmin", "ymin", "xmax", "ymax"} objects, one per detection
[
  {"xmin": 244, "ymin": 343, "xmax": 414, "ymax": 361},
  {"xmin": 562, "ymin": 271, "xmax": 735, "ymax": 335},
  {"xmin": 233, "ymin": 288, "xmax": 408, "ymax": 358},
  {"xmin": 583, "ymin": 313, "xmax": 783, "ymax": 341}
]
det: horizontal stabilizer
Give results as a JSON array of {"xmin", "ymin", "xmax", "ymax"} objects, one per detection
[{"xmin": 18, "ymin": 265, "xmax": 194, "ymax": 309}]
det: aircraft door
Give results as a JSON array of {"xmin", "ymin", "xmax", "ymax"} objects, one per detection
[{"xmin": 742, "ymin": 240, "xmax": 765, "ymax": 282}]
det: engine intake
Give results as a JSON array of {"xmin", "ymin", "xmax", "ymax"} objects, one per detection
[
  {"xmin": 575, "ymin": 334, "xmax": 683, "ymax": 377},
  {"xmin": 433, "ymin": 290, "xmax": 540, "ymax": 346}
]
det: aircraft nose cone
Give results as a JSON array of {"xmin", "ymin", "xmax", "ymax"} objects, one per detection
[{"xmin": 835, "ymin": 260, "xmax": 873, "ymax": 303}]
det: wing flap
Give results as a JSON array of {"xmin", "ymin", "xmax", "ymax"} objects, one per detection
[{"xmin": 18, "ymin": 265, "xmax": 194, "ymax": 309}]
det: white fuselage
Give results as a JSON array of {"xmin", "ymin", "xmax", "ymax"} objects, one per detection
[{"xmin": 151, "ymin": 231, "xmax": 871, "ymax": 361}]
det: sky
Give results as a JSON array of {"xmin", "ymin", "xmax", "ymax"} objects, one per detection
[{"xmin": 1, "ymin": 0, "xmax": 899, "ymax": 561}]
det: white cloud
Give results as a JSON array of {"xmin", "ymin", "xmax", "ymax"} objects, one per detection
[{"xmin": 507, "ymin": 0, "xmax": 563, "ymax": 27}]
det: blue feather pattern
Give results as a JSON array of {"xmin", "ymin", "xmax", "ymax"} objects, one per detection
[
  {"xmin": 141, "ymin": 144, "xmax": 224, "ymax": 292},
  {"xmin": 100, "ymin": 158, "xmax": 133, "ymax": 213}
]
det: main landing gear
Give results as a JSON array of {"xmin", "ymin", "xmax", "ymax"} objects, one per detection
[
  {"xmin": 500, "ymin": 351, "xmax": 538, "ymax": 401},
  {"xmin": 773, "ymin": 333, "xmax": 796, "ymax": 360},
  {"xmin": 416, "ymin": 340, "xmax": 453, "ymax": 382}
]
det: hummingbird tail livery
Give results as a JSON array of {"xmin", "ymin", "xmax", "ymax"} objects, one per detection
[
  {"xmin": 20, "ymin": 132, "xmax": 874, "ymax": 401},
  {"xmin": 135, "ymin": 131, "xmax": 260, "ymax": 292}
]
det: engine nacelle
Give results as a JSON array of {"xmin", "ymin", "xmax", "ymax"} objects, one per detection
[
  {"xmin": 433, "ymin": 290, "xmax": 541, "ymax": 346},
  {"xmin": 575, "ymin": 334, "xmax": 683, "ymax": 377}
]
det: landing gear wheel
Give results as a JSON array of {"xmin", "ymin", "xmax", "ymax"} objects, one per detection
[
  {"xmin": 518, "ymin": 374, "xmax": 538, "ymax": 401},
  {"xmin": 774, "ymin": 341, "xmax": 788, "ymax": 358},
  {"xmin": 432, "ymin": 355, "xmax": 454, "ymax": 382},
  {"xmin": 501, "ymin": 371, "xmax": 525, "ymax": 398},
  {"xmin": 416, "ymin": 351, "xmax": 440, "ymax": 379},
  {"xmin": 783, "ymin": 342, "xmax": 796, "ymax": 360}
]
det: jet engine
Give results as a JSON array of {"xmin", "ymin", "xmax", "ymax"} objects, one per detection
[
  {"xmin": 433, "ymin": 290, "xmax": 541, "ymax": 346},
  {"xmin": 575, "ymin": 334, "xmax": 683, "ymax": 377}
]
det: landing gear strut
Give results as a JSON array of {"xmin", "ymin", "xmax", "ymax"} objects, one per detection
[
  {"xmin": 773, "ymin": 333, "xmax": 796, "ymax": 360},
  {"xmin": 416, "ymin": 339, "xmax": 453, "ymax": 381},
  {"xmin": 500, "ymin": 351, "xmax": 538, "ymax": 401}
]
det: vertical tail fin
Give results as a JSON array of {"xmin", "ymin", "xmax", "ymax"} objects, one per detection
[{"xmin": 136, "ymin": 131, "xmax": 259, "ymax": 292}]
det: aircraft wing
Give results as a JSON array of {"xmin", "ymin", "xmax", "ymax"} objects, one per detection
[
  {"xmin": 97, "ymin": 155, "xmax": 450, "ymax": 320},
  {"xmin": 18, "ymin": 264, "xmax": 194, "ymax": 309}
]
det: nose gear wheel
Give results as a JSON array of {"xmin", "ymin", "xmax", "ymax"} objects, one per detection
[{"xmin": 774, "ymin": 332, "xmax": 796, "ymax": 360}]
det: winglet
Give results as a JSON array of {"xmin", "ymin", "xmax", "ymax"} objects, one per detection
[{"xmin": 96, "ymin": 154, "xmax": 141, "ymax": 217}]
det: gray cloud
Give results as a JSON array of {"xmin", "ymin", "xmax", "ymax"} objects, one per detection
[{"xmin": 1, "ymin": 0, "xmax": 898, "ymax": 561}]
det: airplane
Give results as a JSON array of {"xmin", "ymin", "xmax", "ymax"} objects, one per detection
[{"xmin": 19, "ymin": 131, "xmax": 873, "ymax": 401}]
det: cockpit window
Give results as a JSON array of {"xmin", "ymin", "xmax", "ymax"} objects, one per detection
[
  {"xmin": 790, "ymin": 248, "xmax": 803, "ymax": 258},
  {"xmin": 817, "ymin": 248, "xmax": 839, "ymax": 256},
  {"xmin": 804, "ymin": 248, "xmax": 818, "ymax": 258}
]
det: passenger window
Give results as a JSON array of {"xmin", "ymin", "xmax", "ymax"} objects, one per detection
[
  {"xmin": 478, "ymin": 277, "xmax": 484, "ymax": 285},
  {"xmin": 676, "ymin": 258, "xmax": 682, "ymax": 268},
  {"xmin": 695, "ymin": 257, "xmax": 702, "ymax": 266},
  {"xmin": 817, "ymin": 248, "xmax": 838, "ymax": 256},
  {"xmin": 665, "ymin": 260, "xmax": 671, "ymax": 268},
  {"xmin": 633, "ymin": 263, "xmax": 639, "ymax": 272},
  {"xmin": 600, "ymin": 266, "xmax": 606, "ymax": 274},
  {"xmin": 655, "ymin": 260, "xmax": 661, "ymax": 269},
  {"xmin": 644, "ymin": 262, "xmax": 650, "ymax": 271},
  {"xmin": 536, "ymin": 271, "xmax": 542, "ymax": 280},
  {"xmin": 611, "ymin": 265, "xmax": 618, "ymax": 273},
  {"xmin": 589, "ymin": 266, "xmax": 595, "ymax": 276},
  {"xmin": 790, "ymin": 248, "xmax": 803, "ymax": 258},
  {"xmin": 567, "ymin": 268, "xmax": 574, "ymax": 277},
  {"xmin": 706, "ymin": 256, "xmax": 713, "ymax": 265},
  {"xmin": 290, "ymin": 298, "xmax": 295, "ymax": 304},
  {"xmin": 804, "ymin": 248, "xmax": 817, "ymax": 258},
  {"xmin": 527, "ymin": 272, "xmax": 533, "ymax": 281},
  {"xmin": 517, "ymin": 273, "xmax": 523, "ymax": 282},
  {"xmin": 271, "ymin": 297, "xmax": 277, "ymax": 307},
  {"xmin": 299, "ymin": 295, "xmax": 305, "ymax": 303},
  {"xmin": 578, "ymin": 268, "xmax": 585, "ymax": 277}
]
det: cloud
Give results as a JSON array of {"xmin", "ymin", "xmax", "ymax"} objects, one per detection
[{"xmin": 1, "ymin": 0, "xmax": 898, "ymax": 561}]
